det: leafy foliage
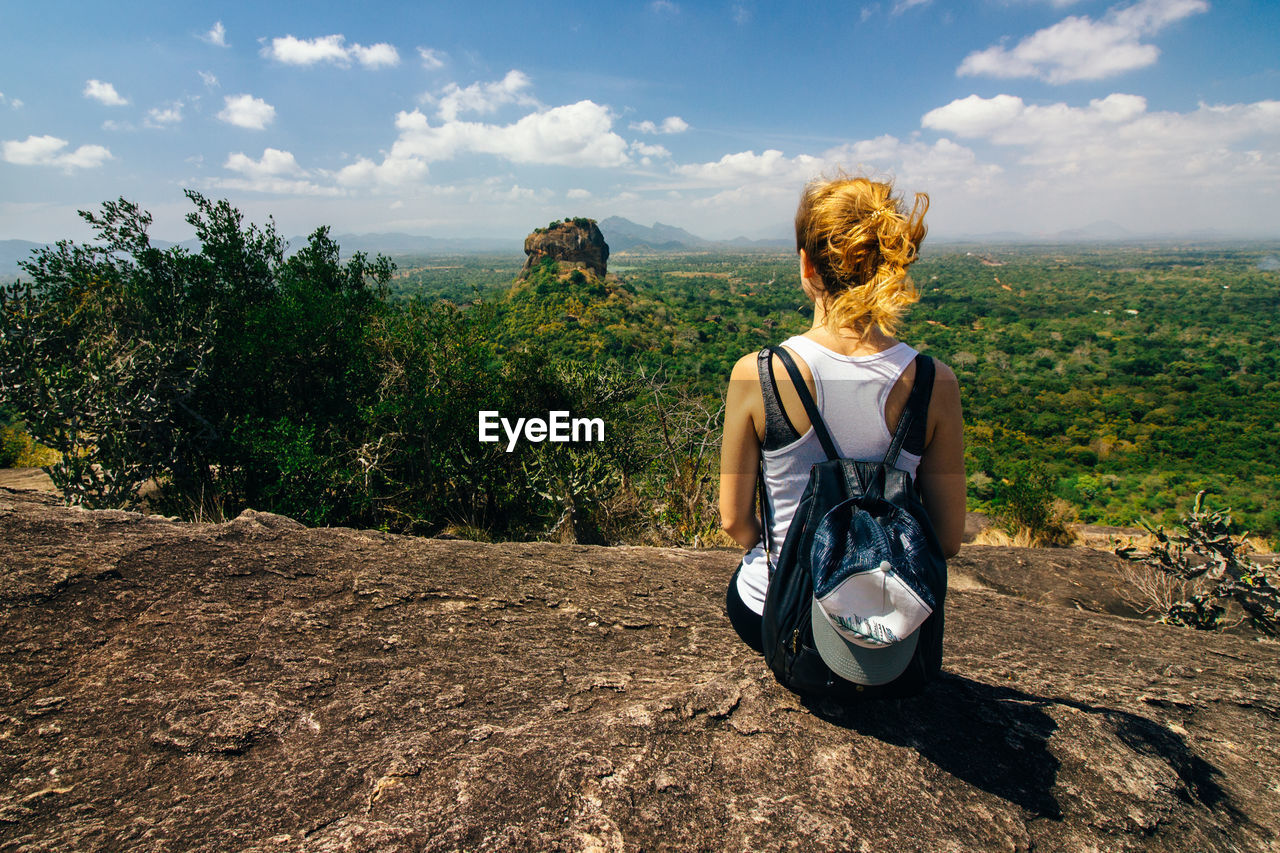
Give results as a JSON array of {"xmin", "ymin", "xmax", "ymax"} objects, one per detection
[
  {"xmin": 427, "ymin": 244, "xmax": 1279, "ymax": 540},
  {"xmin": 5, "ymin": 194, "xmax": 1278, "ymax": 548},
  {"xmin": 1116, "ymin": 491, "xmax": 1279, "ymax": 635},
  {"xmin": 0, "ymin": 192, "xmax": 395, "ymax": 519},
  {"xmin": 532, "ymin": 217, "xmax": 594, "ymax": 235},
  {"xmin": 989, "ymin": 461, "xmax": 1077, "ymax": 547},
  {"xmin": 0, "ymin": 196, "xmax": 670, "ymax": 541}
]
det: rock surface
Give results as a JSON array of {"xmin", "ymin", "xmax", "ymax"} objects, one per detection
[
  {"xmin": 521, "ymin": 219, "xmax": 609, "ymax": 279},
  {"xmin": 0, "ymin": 487, "xmax": 1277, "ymax": 852}
]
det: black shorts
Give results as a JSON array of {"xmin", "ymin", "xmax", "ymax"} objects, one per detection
[{"xmin": 725, "ymin": 565, "xmax": 765, "ymax": 655}]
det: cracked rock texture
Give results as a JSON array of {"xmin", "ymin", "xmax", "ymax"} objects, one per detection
[{"xmin": 0, "ymin": 488, "xmax": 1276, "ymax": 852}]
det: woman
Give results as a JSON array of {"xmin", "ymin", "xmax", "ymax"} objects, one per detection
[{"xmin": 718, "ymin": 175, "xmax": 966, "ymax": 660}]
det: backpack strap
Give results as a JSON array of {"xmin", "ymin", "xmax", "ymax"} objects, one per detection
[
  {"xmin": 757, "ymin": 348, "xmax": 802, "ymax": 450},
  {"xmin": 767, "ymin": 345, "xmax": 840, "ymax": 461},
  {"xmin": 882, "ymin": 354, "xmax": 935, "ymax": 467},
  {"xmin": 757, "ymin": 458, "xmax": 773, "ymax": 574}
]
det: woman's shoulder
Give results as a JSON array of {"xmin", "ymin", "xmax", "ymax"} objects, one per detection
[
  {"xmin": 916, "ymin": 353, "xmax": 958, "ymax": 386},
  {"xmin": 730, "ymin": 351, "xmax": 762, "ymax": 383},
  {"xmin": 920, "ymin": 355, "xmax": 962, "ymax": 427}
]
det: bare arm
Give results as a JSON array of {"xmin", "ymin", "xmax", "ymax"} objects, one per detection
[
  {"xmin": 916, "ymin": 360, "xmax": 966, "ymax": 558},
  {"xmin": 719, "ymin": 354, "xmax": 763, "ymax": 549}
]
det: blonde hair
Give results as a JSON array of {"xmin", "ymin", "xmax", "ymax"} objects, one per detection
[{"xmin": 794, "ymin": 175, "xmax": 929, "ymax": 336}]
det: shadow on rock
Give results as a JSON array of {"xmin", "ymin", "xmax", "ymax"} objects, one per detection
[
  {"xmin": 803, "ymin": 673, "xmax": 1237, "ymax": 824},
  {"xmin": 806, "ymin": 675, "xmax": 1063, "ymax": 818}
]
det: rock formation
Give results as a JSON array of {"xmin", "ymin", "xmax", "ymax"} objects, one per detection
[
  {"xmin": 520, "ymin": 218, "xmax": 609, "ymax": 279},
  {"xmin": 1, "ymin": 486, "xmax": 1277, "ymax": 852}
]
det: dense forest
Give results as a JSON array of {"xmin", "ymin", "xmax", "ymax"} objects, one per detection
[
  {"xmin": 2, "ymin": 196, "xmax": 1278, "ymax": 545},
  {"xmin": 383, "ymin": 241, "xmax": 1280, "ymax": 540}
]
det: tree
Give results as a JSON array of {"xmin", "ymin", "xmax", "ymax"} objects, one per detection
[{"xmin": 0, "ymin": 192, "xmax": 392, "ymax": 520}]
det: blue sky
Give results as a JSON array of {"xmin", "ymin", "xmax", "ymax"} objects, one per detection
[{"xmin": 2, "ymin": 0, "xmax": 1278, "ymax": 243}]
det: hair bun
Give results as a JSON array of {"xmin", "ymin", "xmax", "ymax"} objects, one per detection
[{"xmin": 794, "ymin": 175, "xmax": 928, "ymax": 336}]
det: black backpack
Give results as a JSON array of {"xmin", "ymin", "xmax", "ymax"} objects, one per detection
[{"xmin": 757, "ymin": 345, "xmax": 947, "ymax": 699}]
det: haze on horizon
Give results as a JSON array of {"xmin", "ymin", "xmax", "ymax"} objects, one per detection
[{"xmin": 2, "ymin": 0, "xmax": 1278, "ymax": 245}]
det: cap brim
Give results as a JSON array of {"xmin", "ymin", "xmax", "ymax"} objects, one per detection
[{"xmin": 810, "ymin": 598, "xmax": 919, "ymax": 686}]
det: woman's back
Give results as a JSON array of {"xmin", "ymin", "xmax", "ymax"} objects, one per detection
[
  {"xmin": 717, "ymin": 173, "xmax": 965, "ymax": 677},
  {"xmin": 736, "ymin": 334, "xmax": 927, "ymax": 613}
]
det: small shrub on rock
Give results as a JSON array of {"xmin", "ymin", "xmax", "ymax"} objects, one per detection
[
  {"xmin": 1116, "ymin": 491, "xmax": 1279, "ymax": 635},
  {"xmin": 991, "ymin": 461, "xmax": 1077, "ymax": 547}
]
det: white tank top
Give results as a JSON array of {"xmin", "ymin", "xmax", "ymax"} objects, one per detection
[{"xmin": 736, "ymin": 335, "xmax": 922, "ymax": 615}]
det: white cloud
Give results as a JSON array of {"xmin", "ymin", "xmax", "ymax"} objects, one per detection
[
  {"xmin": 654, "ymin": 132, "xmax": 1005, "ymax": 237},
  {"xmin": 3, "ymin": 135, "xmax": 112, "ymax": 169},
  {"xmin": 827, "ymin": 135, "xmax": 1003, "ymax": 192},
  {"xmin": 204, "ymin": 176, "xmax": 344, "ymax": 197},
  {"xmin": 630, "ymin": 141, "xmax": 671, "ymax": 166},
  {"xmin": 212, "ymin": 146, "xmax": 343, "ymax": 195},
  {"xmin": 417, "ymin": 47, "xmax": 446, "ymax": 70},
  {"xmin": 662, "ymin": 116, "xmax": 690, "ymax": 134},
  {"xmin": 224, "ymin": 148, "xmax": 305, "ymax": 179},
  {"xmin": 335, "ymin": 155, "xmax": 430, "ymax": 187},
  {"xmin": 83, "ymin": 79, "xmax": 128, "ymax": 106},
  {"xmin": 401, "ymin": 100, "xmax": 630, "ymax": 166},
  {"xmin": 350, "ymin": 43, "xmax": 400, "ymax": 68},
  {"xmin": 731, "ymin": 4, "xmax": 752, "ymax": 24},
  {"xmin": 920, "ymin": 93, "xmax": 1031, "ymax": 138},
  {"xmin": 567, "ymin": 188, "xmax": 592, "ymax": 199},
  {"xmin": 146, "ymin": 102, "xmax": 183, "ymax": 128},
  {"xmin": 199, "ymin": 70, "xmax": 220, "ymax": 88},
  {"xmin": 264, "ymin": 34, "xmax": 400, "ymax": 68},
  {"xmin": 677, "ymin": 149, "xmax": 824, "ymax": 184},
  {"xmin": 631, "ymin": 141, "xmax": 671, "ymax": 158},
  {"xmin": 432, "ymin": 70, "xmax": 536, "ymax": 121},
  {"xmin": 266, "ymin": 34, "xmax": 347, "ymax": 65},
  {"xmin": 631, "ymin": 115, "xmax": 689, "ymax": 134},
  {"xmin": 921, "ymin": 92, "xmax": 1280, "ymax": 187},
  {"xmin": 892, "ymin": 0, "xmax": 931, "ymax": 12},
  {"xmin": 674, "ymin": 134, "xmax": 997, "ymax": 196},
  {"xmin": 340, "ymin": 96, "xmax": 632, "ymax": 188},
  {"xmin": 496, "ymin": 184, "xmax": 542, "ymax": 202},
  {"xmin": 217, "ymin": 94, "xmax": 276, "ymax": 130},
  {"xmin": 650, "ymin": 0, "xmax": 679, "ymax": 12},
  {"xmin": 959, "ymin": 0, "xmax": 1209, "ymax": 83},
  {"xmin": 202, "ymin": 21, "xmax": 228, "ymax": 47}
]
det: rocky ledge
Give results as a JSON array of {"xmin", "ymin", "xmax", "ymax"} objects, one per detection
[{"xmin": 0, "ymin": 488, "xmax": 1276, "ymax": 852}]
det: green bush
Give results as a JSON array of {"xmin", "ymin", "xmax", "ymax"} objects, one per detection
[
  {"xmin": 0, "ymin": 192, "xmax": 392, "ymax": 516},
  {"xmin": 990, "ymin": 461, "xmax": 1076, "ymax": 547},
  {"xmin": 2, "ymin": 196, "xmax": 804, "ymax": 546},
  {"xmin": 1116, "ymin": 491, "xmax": 1279, "ymax": 635},
  {"xmin": 0, "ymin": 424, "xmax": 24, "ymax": 468}
]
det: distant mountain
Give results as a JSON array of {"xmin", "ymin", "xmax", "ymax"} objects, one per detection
[
  {"xmin": 598, "ymin": 217, "xmax": 707, "ymax": 251},
  {"xmin": 939, "ymin": 221, "xmax": 1155, "ymax": 244},
  {"xmin": 1052, "ymin": 220, "xmax": 1134, "ymax": 241},
  {"xmin": 598, "ymin": 217, "xmax": 790, "ymax": 252},
  {"xmin": 1, "ymin": 240, "xmax": 47, "ymax": 277},
  {"xmin": 722, "ymin": 235, "xmax": 792, "ymax": 250}
]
